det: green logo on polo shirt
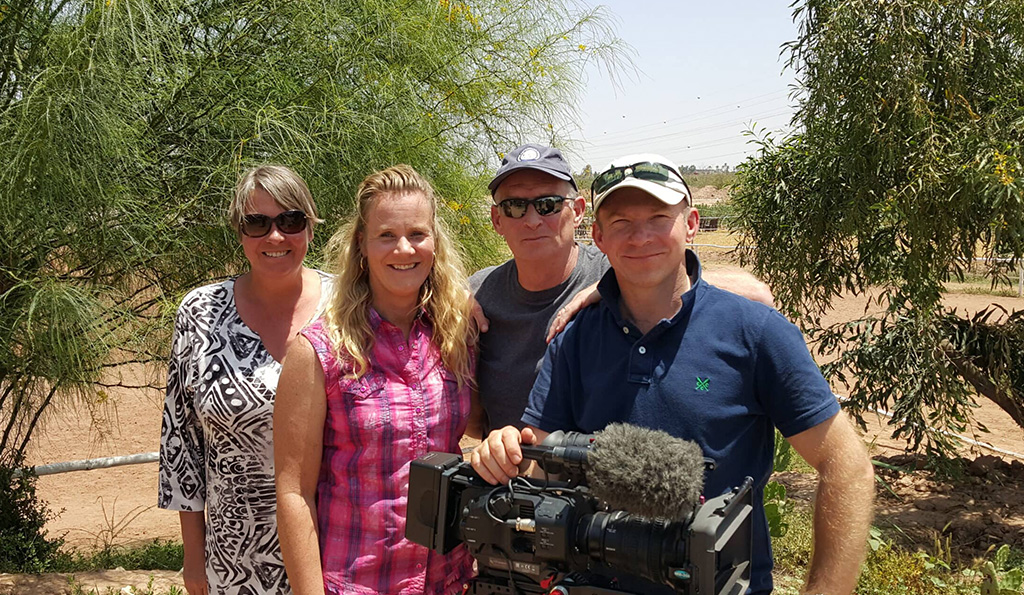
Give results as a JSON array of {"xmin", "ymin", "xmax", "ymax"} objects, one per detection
[{"xmin": 695, "ymin": 377, "xmax": 710, "ymax": 391}]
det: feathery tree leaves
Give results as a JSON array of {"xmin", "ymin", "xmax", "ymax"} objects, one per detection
[
  {"xmin": 0, "ymin": 0, "xmax": 628, "ymax": 464},
  {"xmin": 734, "ymin": 0, "xmax": 1024, "ymax": 457}
]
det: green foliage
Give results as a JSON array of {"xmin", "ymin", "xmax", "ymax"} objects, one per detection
[
  {"xmin": 575, "ymin": 165, "xmax": 595, "ymax": 196},
  {"xmin": 0, "ymin": 456, "xmax": 65, "ymax": 573},
  {"xmin": 65, "ymin": 575, "xmax": 184, "ymax": 595},
  {"xmin": 772, "ymin": 508, "xmax": 1024, "ymax": 595},
  {"xmin": 685, "ymin": 172, "xmax": 737, "ymax": 190},
  {"xmin": 734, "ymin": 0, "xmax": 1024, "ymax": 456},
  {"xmin": 764, "ymin": 431, "xmax": 801, "ymax": 541},
  {"xmin": 0, "ymin": 0, "xmax": 628, "ymax": 465},
  {"xmin": 770, "ymin": 504, "xmax": 812, "ymax": 577},
  {"xmin": 51, "ymin": 540, "xmax": 184, "ymax": 573},
  {"xmin": 762, "ymin": 481, "xmax": 790, "ymax": 539},
  {"xmin": 857, "ymin": 541, "xmax": 957, "ymax": 595},
  {"xmin": 969, "ymin": 545, "xmax": 1024, "ymax": 595},
  {"xmin": 692, "ymin": 202, "xmax": 737, "ymax": 220},
  {"xmin": 866, "ymin": 525, "xmax": 885, "ymax": 553},
  {"xmin": 773, "ymin": 428, "xmax": 794, "ymax": 472}
]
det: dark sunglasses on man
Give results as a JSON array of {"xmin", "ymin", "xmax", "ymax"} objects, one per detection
[
  {"xmin": 496, "ymin": 195, "xmax": 569, "ymax": 219},
  {"xmin": 591, "ymin": 161, "xmax": 690, "ymax": 201},
  {"xmin": 240, "ymin": 210, "xmax": 308, "ymax": 237}
]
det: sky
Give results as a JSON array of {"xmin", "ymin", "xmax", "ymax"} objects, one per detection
[{"xmin": 566, "ymin": 0, "xmax": 803, "ymax": 172}]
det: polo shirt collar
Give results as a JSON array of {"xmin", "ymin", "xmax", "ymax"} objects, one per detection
[{"xmin": 596, "ymin": 249, "xmax": 704, "ymax": 335}]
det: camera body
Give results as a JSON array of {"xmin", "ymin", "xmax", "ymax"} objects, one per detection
[{"xmin": 406, "ymin": 440, "xmax": 753, "ymax": 595}]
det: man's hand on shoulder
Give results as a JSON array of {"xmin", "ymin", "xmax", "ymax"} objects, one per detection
[
  {"xmin": 703, "ymin": 267, "xmax": 774, "ymax": 307},
  {"xmin": 545, "ymin": 281, "xmax": 601, "ymax": 342},
  {"xmin": 470, "ymin": 426, "xmax": 545, "ymax": 484},
  {"xmin": 468, "ymin": 292, "xmax": 489, "ymax": 333}
]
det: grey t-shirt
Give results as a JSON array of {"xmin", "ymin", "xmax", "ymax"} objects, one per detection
[{"xmin": 470, "ymin": 243, "xmax": 609, "ymax": 431}]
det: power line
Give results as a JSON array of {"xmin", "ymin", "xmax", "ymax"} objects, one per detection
[
  {"xmin": 582, "ymin": 116, "xmax": 796, "ymax": 167},
  {"xmin": 584, "ymin": 90, "xmax": 792, "ymax": 143},
  {"xmin": 583, "ymin": 109, "xmax": 793, "ymax": 156}
]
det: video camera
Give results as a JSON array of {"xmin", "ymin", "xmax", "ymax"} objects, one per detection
[{"xmin": 406, "ymin": 426, "xmax": 753, "ymax": 595}]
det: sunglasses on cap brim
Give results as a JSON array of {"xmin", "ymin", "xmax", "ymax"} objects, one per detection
[
  {"xmin": 240, "ymin": 210, "xmax": 308, "ymax": 237},
  {"xmin": 591, "ymin": 162, "xmax": 690, "ymax": 202}
]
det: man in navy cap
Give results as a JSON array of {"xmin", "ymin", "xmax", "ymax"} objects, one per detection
[{"xmin": 469, "ymin": 144, "xmax": 774, "ymax": 436}]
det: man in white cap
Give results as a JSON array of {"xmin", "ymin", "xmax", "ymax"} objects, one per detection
[
  {"xmin": 470, "ymin": 144, "xmax": 774, "ymax": 437},
  {"xmin": 471, "ymin": 154, "xmax": 874, "ymax": 595}
]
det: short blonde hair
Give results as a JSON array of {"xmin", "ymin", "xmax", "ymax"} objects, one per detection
[
  {"xmin": 322, "ymin": 164, "xmax": 476, "ymax": 386},
  {"xmin": 229, "ymin": 165, "xmax": 323, "ymax": 232}
]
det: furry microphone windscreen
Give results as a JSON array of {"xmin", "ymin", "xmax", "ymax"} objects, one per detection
[{"xmin": 587, "ymin": 423, "xmax": 706, "ymax": 522}]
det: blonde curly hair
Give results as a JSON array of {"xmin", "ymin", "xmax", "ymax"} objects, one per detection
[{"xmin": 322, "ymin": 165, "xmax": 475, "ymax": 386}]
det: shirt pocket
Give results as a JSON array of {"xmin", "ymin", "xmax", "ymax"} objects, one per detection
[{"xmin": 343, "ymin": 371, "xmax": 390, "ymax": 431}]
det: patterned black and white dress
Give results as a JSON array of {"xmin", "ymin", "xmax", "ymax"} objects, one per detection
[{"xmin": 158, "ymin": 272, "xmax": 331, "ymax": 595}]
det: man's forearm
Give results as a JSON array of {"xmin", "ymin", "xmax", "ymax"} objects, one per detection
[{"xmin": 803, "ymin": 447, "xmax": 875, "ymax": 595}]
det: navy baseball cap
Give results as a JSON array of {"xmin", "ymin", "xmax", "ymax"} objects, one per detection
[{"xmin": 488, "ymin": 144, "xmax": 578, "ymax": 195}]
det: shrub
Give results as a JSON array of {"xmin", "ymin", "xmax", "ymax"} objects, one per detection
[{"xmin": 0, "ymin": 455, "xmax": 65, "ymax": 573}]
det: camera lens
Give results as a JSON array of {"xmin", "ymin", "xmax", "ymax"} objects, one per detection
[{"xmin": 577, "ymin": 511, "xmax": 686, "ymax": 586}]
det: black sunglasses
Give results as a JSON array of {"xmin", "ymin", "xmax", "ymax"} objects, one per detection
[
  {"xmin": 496, "ymin": 195, "xmax": 569, "ymax": 219},
  {"xmin": 591, "ymin": 161, "xmax": 690, "ymax": 200},
  {"xmin": 240, "ymin": 210, "xmax": 308, "ymax": 237}
]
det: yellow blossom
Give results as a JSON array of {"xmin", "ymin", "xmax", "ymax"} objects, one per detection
[{"xmin": 994, "ymin": 151, "xmax": 1015, "ymax": 186}]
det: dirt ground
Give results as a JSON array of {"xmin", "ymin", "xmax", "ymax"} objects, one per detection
[{"xmin": 4, "ymin": 259, "xmax": 1023, "ymax": 595}]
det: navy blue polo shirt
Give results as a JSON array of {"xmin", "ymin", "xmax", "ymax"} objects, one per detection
[{"xmin": 523, "ymin": 251, "xmax": 840, "ymax": 595}]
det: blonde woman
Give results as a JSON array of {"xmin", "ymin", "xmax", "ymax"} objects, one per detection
[
  {"xmin": 275, "ymin": 165, "xmax": 478, "ymax": 595},
  {"xmin": 159, "ymin": 165, "xmax": 329, "ymax": 595}
]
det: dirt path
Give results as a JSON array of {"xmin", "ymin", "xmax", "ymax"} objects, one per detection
[
  {"xmin": 24, "ymin": 365, "xmax": 179, "ymax": 552},
  {"xmin": 0, "ymin": 569, "xmax": 182, "ymax": 595},
  {"xmin": 15, "ymin": 277, "xmax": 1024, "ymax": 594}
]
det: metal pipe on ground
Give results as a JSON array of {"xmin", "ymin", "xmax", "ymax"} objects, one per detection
[{"xmin": 12, "ymin": 452, "xmax": 158, "ymax": 478}]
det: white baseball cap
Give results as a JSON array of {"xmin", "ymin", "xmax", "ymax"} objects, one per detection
[{"xmin": 591, "ymin": 153, "xmax": 691, "ymax": 213}]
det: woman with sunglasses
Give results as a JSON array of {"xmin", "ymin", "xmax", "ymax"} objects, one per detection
[
  {"xmin": 275, "ymin": 165, "xmax": 476, "ymax": 595},
  {"xmin": 159, "ymin": 165, "xmax": 329, "ymax": 595}
]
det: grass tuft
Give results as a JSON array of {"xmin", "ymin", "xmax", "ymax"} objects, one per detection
[
  {"xmin": 51, "ymin": 540, "xmax": 183, "ymax": 573},
  {"xmin": 65, "ymin": 575, "xmax": 184, "ymax": 595}
]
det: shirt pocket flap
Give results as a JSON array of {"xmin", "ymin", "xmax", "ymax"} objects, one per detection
[{"xmin": 342, "ymin": 371, "xmax": 386, "ymax": 401}]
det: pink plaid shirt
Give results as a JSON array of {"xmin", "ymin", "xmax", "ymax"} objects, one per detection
[{"xmin": 301, "ymin": 312, "xmax": 474, "ymax": 595}]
